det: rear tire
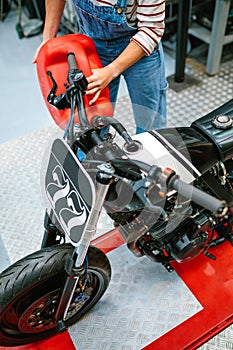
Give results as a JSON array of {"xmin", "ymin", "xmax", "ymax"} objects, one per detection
[{"xmin": 0, "ymin": 244, "xmax": 111, "ymax": 346}]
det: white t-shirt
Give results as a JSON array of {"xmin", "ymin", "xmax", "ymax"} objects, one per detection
[{"xmin": 90, "ymin": 0, "xmax": 165, "ymax": 55}]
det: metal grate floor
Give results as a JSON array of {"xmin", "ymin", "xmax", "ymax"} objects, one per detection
[{"xmin": 69, "ymin": 245, "xmax": 203, "ymax": 350}]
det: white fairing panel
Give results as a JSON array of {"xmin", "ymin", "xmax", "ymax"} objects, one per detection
[{"xmin": 126, "ymin": 132, "xmax": 200, "ymax": 183}]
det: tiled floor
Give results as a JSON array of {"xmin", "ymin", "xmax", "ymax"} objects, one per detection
[{"xmin": 0, "ymin": 4, "xmax": 233, "ymax": 350}]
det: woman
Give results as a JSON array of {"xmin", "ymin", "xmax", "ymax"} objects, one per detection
[{"xmin": 34, "ymin": 0, "xmax": 168, "ymax": 133}]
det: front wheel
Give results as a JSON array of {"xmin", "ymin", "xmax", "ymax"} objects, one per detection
[{"xmin": 0, "ymin": 244, "xmax": 111, "ymax": 346}]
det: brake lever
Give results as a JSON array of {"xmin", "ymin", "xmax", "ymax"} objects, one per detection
[
  {"xmin": 132, "ymin": 177, "xmax": 168, "ymax": 220},
  {"xmin": 47, "ymin": 71, "xmax": 72, "ymax": 110}
]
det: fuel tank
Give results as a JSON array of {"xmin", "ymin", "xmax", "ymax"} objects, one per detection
[
  {"xmin": 158, "ymin": 99, "xmax": 233, "ymax": 173},
  {"xmin": 157, "ymin": 126, "xmax": 218, "ymax": 174},
  {"xmin": 126, "ymin": 99, "xmax": 233, "ymax": 179}
]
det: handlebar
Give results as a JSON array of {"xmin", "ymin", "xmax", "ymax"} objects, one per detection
[
  {"xmin": 67, "ymin": 52, "xmax": 88, "ymax": 91},
  {"xmin": 167, "ymin": 174, "xmax": 228, "ymax": 217},
  {"xmin": 67, "ymin": 52, "xmax": 78, "ymax": 70},
  {"xmin": 109, "ymin": 160, "xmax": 228, "ymax": 217},
  {"xmin": 47, "ymin": 52, "xmax": 88, "ymax": 111},
  {"xmin": 142, "ymin": 165, "xmax": 228, "ymax": 216}
]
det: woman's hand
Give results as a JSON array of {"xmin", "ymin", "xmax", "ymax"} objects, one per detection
[
  {"xmin": 85, "ymin": 41, "xmax": 145, "ymax": 104},
  {"xmin": 86, "ymin": 66, "xmax": 115, "ymax": 104}
]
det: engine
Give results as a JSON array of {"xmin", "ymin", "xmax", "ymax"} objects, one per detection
[
  {"xmin": 107, "ymin": 188, "xmax": 210, "ymax": 269},
  {"xmin": 103, "ymin": 99, "xmax": 233, "ymax": 271},
  {"xmin": 105, "ymin": 158, "xmax": 233, "ymax": 272}
]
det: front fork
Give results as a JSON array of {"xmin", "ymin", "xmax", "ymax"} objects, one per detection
[
  {"xmin": 53, "ymin": 164, "xmax": 115, "ymax": 330},
  {"xmin": 41, "ymin": 211, "xmax": 64, "ymax": 248}
]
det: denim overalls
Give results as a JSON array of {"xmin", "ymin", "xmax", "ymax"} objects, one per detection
[{"xmin": 73, "ymin": 0, "xmax": 168, "ymax": 133}]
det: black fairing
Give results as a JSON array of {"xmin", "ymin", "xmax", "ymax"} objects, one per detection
[
  {"xmin": 158, "ymin": 99, "xmax": 233, "ymax": 174},
  {"xmin": 157, "ymin": 127, "xmax": 218, "ymax": 174},
  {"xmin": 192, "ymin": 99, "xmax": 233, "ymax": 162}
]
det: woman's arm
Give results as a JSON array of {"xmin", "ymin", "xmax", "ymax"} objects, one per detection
[
  {"xmin": 86, "ymin": 41, "xmax": 145, "ymax": 104},
  {"xmin": 86, "ymin": 0, "xmax": 166, "ymax": 103},
  {"xmin": 32, "ymin": 0, "xmax": 66, "ymax": 63},
  {"xmin": 42, "ymin": 0, "xmax": 66, "ymax": 41},
  {"xmin": 129, "ymin": 0, "xmax": 166, "ymax": 55}
]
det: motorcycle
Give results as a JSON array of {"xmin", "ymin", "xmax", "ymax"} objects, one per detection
[{"xmin": 0, "ymin": 34, "xmax": 233, "ymax": 346}]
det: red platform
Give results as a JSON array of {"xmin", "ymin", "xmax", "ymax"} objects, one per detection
[
  {"xmin": 1, "ymin": 229, "xmax": 232, "ymax": 350},
  {"xmin": 0, "ymin": 332, "xmax": 75, "ymax": 350}
]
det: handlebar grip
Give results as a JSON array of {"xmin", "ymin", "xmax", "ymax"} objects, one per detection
[
  {"xmin": 67, "ymin": 52, "xmax": 78, "ymax": 70},
  {"xmin": 171, "ymin": 178, "xmax": 227, "ymax": 216}
]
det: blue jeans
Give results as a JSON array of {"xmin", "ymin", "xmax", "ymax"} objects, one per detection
[
  {"xmin": 73, "ymin": 0, "xmax": 168, "ymax": 134},
  {"xmin": 98, "ymin": 41, "xmax": 168, "ymax": 133}
]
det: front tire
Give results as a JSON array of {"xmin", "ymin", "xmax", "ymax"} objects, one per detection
[{"xmin": 0, "ymin": 244, "xmax": 111, "ymax": 346}]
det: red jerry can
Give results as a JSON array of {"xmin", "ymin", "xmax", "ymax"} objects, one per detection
[{"xmin": 36, "ymin": 34, "xmax": 113, "ymax": 129}]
